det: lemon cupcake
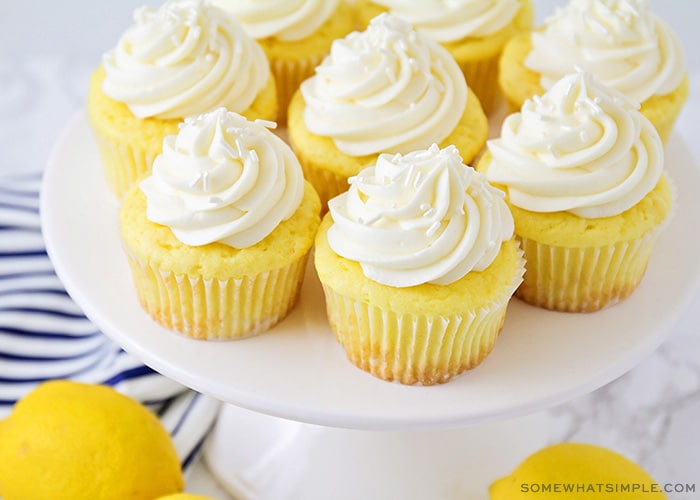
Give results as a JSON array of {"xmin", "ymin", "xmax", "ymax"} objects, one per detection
[
  {"xmin": 355, "ymin": 0, "xmax": 535, "ymax": 114},
  {"xmin": 479, "ymin": 71, "xmax": 672, "ymax": 312},
  {"xmin": 315, "ymin": 144, "xmax": 524, "ymax": 385},
  {"xmin": 288, "ymin": 13, "xmax": 489, "ymax": 210},
  {"xmin": 498, "ymin": 0, "xmax": 689, "ymax": 143},
  {"xmin": 88, "ymin": 0, "xmax": 277, "ymax": 198},
  {"xmin": 120, "ymin": 108, "xmax": 321, "ymax": 340},
  {"xmin": 211, "ymin": 0, "xmax": 356, "ymax": 124}
]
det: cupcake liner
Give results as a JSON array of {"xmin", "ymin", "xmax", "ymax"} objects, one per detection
[
  {"xmin": 516, "ymin": 173, "xmax": 675, "ymax": 313},
  {"xmin": 92, "ymin": 130, "xmax": 159, "ymax": 198},
  {"xmin": 123, "ymin": 248, "xmax": 309, "ymax": 340},
  {"xmin": 458, "ymin": 53, "xmax": 502, "ymax": 116},
  {"xmin": 296, "ymin": 157, "xmax": 349, "ymax": 211},
  {"xmin": 271, "ymin": 54, "xmax": 326, "ymax": 125},
  {"xmin": 320, "ymin": 246, "xmax": 525, "ymax": 385},
  {"xmin": 516, "ymin": 231, "xmax": 660, "ymax": 312}
]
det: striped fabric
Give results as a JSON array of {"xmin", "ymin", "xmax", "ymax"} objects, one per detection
[{"xmin": 0, "ymin": 172, "xmax": 220, "ymax": 470}]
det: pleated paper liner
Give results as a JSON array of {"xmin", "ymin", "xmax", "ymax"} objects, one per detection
[
  {"xmin": 92, "ymin": 132, "xmax": 158, "ymax": 198},
  {"xmin": 123, "ymin": 248, "xmax": 309, "ymax": 340},
  {"xmin": 320, "ymin": 246, "xmax": 525, "ymax": 385}
]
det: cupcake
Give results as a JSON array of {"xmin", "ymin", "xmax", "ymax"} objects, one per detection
[
  {"xmin": 355, "ymin": 0, "xmax": 535, "ymax": 114},
  {"xmin": 287, "ymin": 13, "xmax": 489, "ymax": 210},
  {"xmin": 210, "ymin": 0, "xmax": 356, "ymax": 124},
  {"xmin": 88, "ymin": 0, "xmax": 277, "ymax": 198},
  {"xmin": 120, "ymin": 108, "xmax": 321, "ymax": 340},
  {"xmin": 315, "ymin": 144, "xmax": 524, "ymax": 385},
  {"xmin": 479, "ymin": 71, "xmax": 672, "ymax": 312},
  {"xmin": 498, "ymin": 0, "xmax": 689, "ymax": 143}
]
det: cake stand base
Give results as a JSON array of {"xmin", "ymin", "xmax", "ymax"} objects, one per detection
[{"xmin": 203, "ymin": 403, "xmax": 548, "ymax": 500}]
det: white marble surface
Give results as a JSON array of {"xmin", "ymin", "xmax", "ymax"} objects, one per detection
[{"xmin": 2, "ymin": 1, "xmax": 699, "ymax": 498}]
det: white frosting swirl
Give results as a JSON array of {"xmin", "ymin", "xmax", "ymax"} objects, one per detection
[
  {"xmin": 486, "ymin": 72, "xmax": 663, "ymax": 218},
  {"xmin": 327, "ymin": 144, "xmax": 514, "ymax": 287},
  {"xmin": 140, "ymin": 108, "xmax": 304, "ymax": 248},
  {"xmin": 211, "ymin": 0, "xmax": 339, "ymax": 41},
  {"xmin": 525, "ymin": 0, "xmax": 686, "ymax": 102},
  {"xmin": 370, "ymin": 0, "xmax": 522, "ymax": 42},
  {"xmin": 300, "ymin": 13, "xmax": 467, "ymax": 157},
  {"xmin": 102, "ymin": 0, "xmax": 270, "ymax": 119}
]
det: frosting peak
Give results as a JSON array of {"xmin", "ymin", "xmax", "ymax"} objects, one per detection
[
  {"xmin": 525, "ymin": 0, "xmax": 686, "ymax": 102},
  {"xmin": 211, "ymin": 0, "xmax": 339, "ymax": 41},
  {"xmin": 102, "ymin": 0, "xmax": 270, "ymax": 119},
  {"xmin": 140, "ymin": 108, "xmax": 304, "ymax": 248},
  {"xmin": 327, "ymin": 144, "xmax": 514, "ymax": 287},
  {"xmin": 486, "ymin": 71, "xmax": 663, "ymax": 218},
  {"xmin": 300, "ymin": 13, "xmax": 467, "ymax": 157},
  {"xmin": 369, "ymin": 0, "xmax": 522, "ymax": 42}
]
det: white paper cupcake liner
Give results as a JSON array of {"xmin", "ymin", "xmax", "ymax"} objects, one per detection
[{"xmin": 123, "ymin": 248, "xmax": 309, "ymax": 340}]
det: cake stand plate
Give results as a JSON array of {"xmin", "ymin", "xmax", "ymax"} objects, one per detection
[{"xmin": 41, "ymin": 111, "xmax": 700, "ymax": 499}]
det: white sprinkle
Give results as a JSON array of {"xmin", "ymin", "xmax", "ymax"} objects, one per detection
[
  {"xmin": 420, "ymin": 203, "xmax": 431, "ymax": 211},
  {"xmin": 347, "ymin": 175, "xmax": 359, "ymax": 184},
  {"xmin": 220, "ymin": 140, "xmax": 239, "ymax": 158},
  {"xmin": 379, "ymin": 48, "xmax": 397, "ymax": 59},
  {"xmin": 458, "ymin": 204, "xmax": 466, "ymax": 215},
  {"xmin": 413, "ymin": 171, "xmax": 424, "ymax": 188},
  {"xmin": 424, "ymin": 207, "xmax": 436, "ymax": 218},
  {"xmin": 362, "ymin": 213, "xmax": 382, "ymax": 225},
  {"xmin": 235, "ymin": 138, "xmax": 245, "ymax": 157},
  {"xmin": 255, "ymin": 119, "xmax": 277, "ymax": 130},
  {"xmin": 385, "ymin": 67, "xmax": 396, "ymax": 83},
  {"xmin": 189, "ymin": 173, "xmax": 201, "ymax": 188},
  {"xmin": 429, "ymin": 143, "xmax": 440, "ymax": 154},
  {"xmin": 580, "ymin": 131, "xmax": 588, "ymax": 142},
  {"xmin": 202, "ymin": 171, "xmax": 209, "ymax": 191},
  {"xmin": 426, "ymin": 221, "xmax": 441, "ymax": 237},
  {"xmin": 249, "ymin": 150, "xmax": 259, "ymax": 163},
  {"xmin": 547, "ymin": 145, "xmax": 559, "ymax": 158}
]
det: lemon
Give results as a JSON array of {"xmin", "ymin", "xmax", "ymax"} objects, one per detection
[
  {"xmin": 0, "ymin": 380, "xmax": 184, "ymax": 500},
  {"xmin": 490, "ymin": 442, "xmax": 666, "ymax": 499}
]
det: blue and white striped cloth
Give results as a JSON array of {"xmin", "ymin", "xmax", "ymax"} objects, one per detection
[{"xmin": 0, "ymin": 172, "xmax": 220, "ymax": 470}]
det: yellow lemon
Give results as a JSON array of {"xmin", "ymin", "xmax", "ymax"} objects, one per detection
[
  {"xmin": 0, "ymin": 380, "xmax": 184, "ymax": 500},
  {"xmin": 490, "ymin": 442, "xmax": 666, "ymax": 499}
]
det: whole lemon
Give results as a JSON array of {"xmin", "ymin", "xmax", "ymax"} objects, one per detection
[
  {"xmin": 0, "ymin": 380, "xmax": 184, "ymax": 500},
  {"xmin": 490, "ymin": 442, "xmax": 666, "ymax": 499}
]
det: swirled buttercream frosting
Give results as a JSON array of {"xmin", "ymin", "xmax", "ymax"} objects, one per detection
[
  {"xmin": 140, "ymin": 108, "xmax": 303, "ymax": 248},
  {"xmin": 101, "ymin": 0, "xmax": 270, "ymax": 119},
  {"xmin": 369, "ymin": 0, "xmax": 522, "ymax": 42},
  {"xmin": 327, "ymin": 144, "xmax": 514, "ymax": 287},
  {"xmin": 525, "ymin": 0, "xmax": 686, "ymax": 102},
  {"xmin": 211, "ymin": 0, "xmax": 339, "ymax": 41},
  {"xmin": 486, "ymin": 71, "xmax": 663, "ymax": 218},
  {"xmin": 300, "ymin": 13, "xmax": 468, "ymax": 157}
]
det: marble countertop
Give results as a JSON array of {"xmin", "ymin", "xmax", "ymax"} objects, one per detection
[{"xmin": 2, "ymin": 1, "xmax": 699, "ymax": 498}]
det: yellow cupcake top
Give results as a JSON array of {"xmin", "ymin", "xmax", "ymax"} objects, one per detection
[
  {"xmin": 367, "ymin": 0, "xmax": 522, "ymax": 41},
  {"xmin": 101, "ymin": 0, "xmax": 270, "ymax": 119},
  {"xmin": 487, "ymin": 71, "xmax": 663, "ymax": 219},
  {"xmin": 140, "ymin": 108, "xmax": 304, "ymax": 248},
  {"xmin": 211, "ymin": 0, "xmax": 340, "ymax": 41},
  {"xmin": 300, "ymin": 13, "xmax": 468, "ymax": 157},
  {"xmin": 326, "ymin": 144, "xmax": 514, "ymax": 287},
  {"xmin": 525, "ymin": 0, "xmax": 686, "ymax": 102}
]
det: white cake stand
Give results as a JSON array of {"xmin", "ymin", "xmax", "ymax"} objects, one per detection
[{"xmin": 42, "ymin": 111, "xmax": 700, "ymax": 499}]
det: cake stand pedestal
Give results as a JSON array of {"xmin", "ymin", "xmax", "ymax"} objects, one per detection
[
  {"xmin": 203, "ymin": 405, "xmax": 547, "ymax": 500},
  {"xmin": 41, "ymin": 112, "xmax": 700, "ymax": 500}
]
